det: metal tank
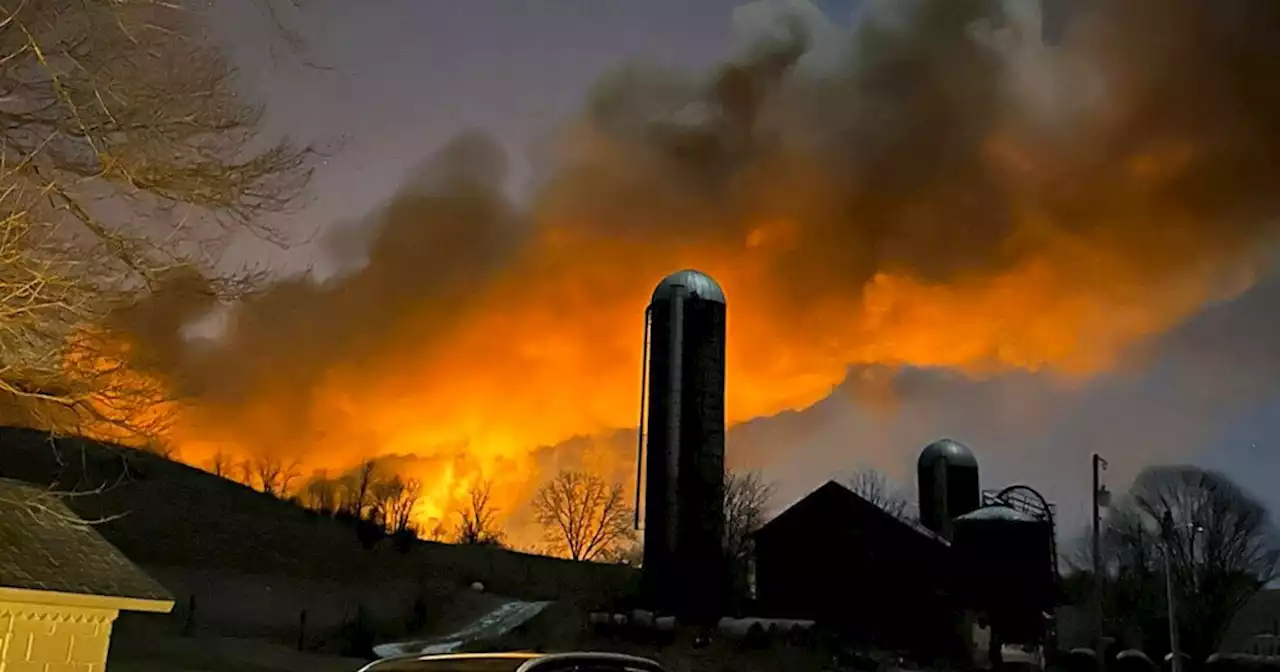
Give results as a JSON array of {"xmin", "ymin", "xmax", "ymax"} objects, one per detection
[
  {"xmin": 951, "ymin": 505, "xmax": 1056, "ymax": 643},
  {"xmin": 916, "ymin": 438, "xmax": 981, "ymax": 540},
  {"xmin": 635, "ymin": 269, "xmax": 727, "ymax": 623}
]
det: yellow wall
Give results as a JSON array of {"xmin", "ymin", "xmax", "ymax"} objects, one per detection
[{"xmin": 0, "ymin": 600, "xmax": 117, "ymax": 672}]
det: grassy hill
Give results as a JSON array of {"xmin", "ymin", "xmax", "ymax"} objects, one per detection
[{"xmin": 0, "ymin": 426, "xmax": 637, "ymax": 622}]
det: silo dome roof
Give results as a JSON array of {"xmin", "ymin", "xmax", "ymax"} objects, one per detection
[
  {"xmin": 918, "ymin": 438, "xmax": 978, "ymax": 469},
  {"xmin": 650, "ymin": 269, "xmax": 726, "ymax": 304},
  {"xmin": 954, "ymin": 504, "xmax": 1038, "ymax": 524}
]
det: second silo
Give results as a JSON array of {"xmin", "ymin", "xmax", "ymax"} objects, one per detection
[
  {"xmin": 951, "ymin": 504, "xmax": 1056, "ymax": 643},
  {"xmin": 637, "ymin": 269, "xmax": 727, "ymax": 622},
  {"xmin": 917, "ymin": 438, "xmax": 981, "ymax": 540}
]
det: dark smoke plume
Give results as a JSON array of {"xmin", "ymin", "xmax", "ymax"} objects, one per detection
[{"xmin": 117, "ymin": 0, "xmax": 1280, "ymax": 521}]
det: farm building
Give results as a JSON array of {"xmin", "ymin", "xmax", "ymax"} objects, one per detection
[
  {"xmin": 0, "ymin": 478, "xmax": 174, "ymax": 672},
  {"xmin": 751, "ymin": 480, "xmax": 964, "ymax": 657}
]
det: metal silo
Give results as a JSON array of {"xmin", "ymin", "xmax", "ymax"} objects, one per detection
[
  {"xmin": 635, "ymin": 269, "xmax": 727, "ymax": 623},
  {"xmin": 951, "ymin": 504, "xmax": 1056, "ymax": 644},
  {"xmin": 916, "ymin": 438, "xmax": 981, "ymax": 540}
]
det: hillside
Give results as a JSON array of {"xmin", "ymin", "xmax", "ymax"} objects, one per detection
[{"xmin": 0, "ymin": 426, "xmax": 634, "ymax": 599}]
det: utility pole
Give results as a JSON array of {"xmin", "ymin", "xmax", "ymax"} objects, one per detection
[
  {"xmin": 1091, "ymin": 453, "xmax": 1109, "ymax": 668},
  {"xmin": 1162, "ymin": 511, "xmax": 1183, "ymax": 672}
]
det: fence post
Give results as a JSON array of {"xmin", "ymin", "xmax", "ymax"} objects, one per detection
[
  {"xmin": 297, "ymin": 609, "xmax": 307, "ymax": 651},
  {"xmin": 181, "ymin": 594, "xmax": 197, "ymax": 636}
]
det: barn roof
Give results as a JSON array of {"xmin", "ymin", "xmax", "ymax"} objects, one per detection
[
  {"xmin": 755, "ymin": 480, "xmax": 949, "ymax": 547},
  {"xmin": 0, "ymin": 478, "xmax": 172, "ymax": 604}
]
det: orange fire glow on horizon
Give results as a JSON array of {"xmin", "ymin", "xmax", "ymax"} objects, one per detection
[
  {"xmin": 61, "ymin": 0, "xmax": 1280, "ymax": 551},
  {"xmin": 137, "ymin": 199, "xmax": 1254, "ymax": 549}
]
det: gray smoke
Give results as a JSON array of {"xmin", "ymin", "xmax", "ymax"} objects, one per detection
[{"xmin": 116, "ymin": 0, "xmax": 1280, "ymax": 525}]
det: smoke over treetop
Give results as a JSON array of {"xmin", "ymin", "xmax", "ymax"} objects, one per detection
[{"xmin": 122, "ymin": 0, "xmax": 1280, "ymax": 536}]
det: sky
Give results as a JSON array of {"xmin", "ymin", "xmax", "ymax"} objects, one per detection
[{"xmin": 195, "ymin": 0, "xmax": 1280, "ymax": 543}]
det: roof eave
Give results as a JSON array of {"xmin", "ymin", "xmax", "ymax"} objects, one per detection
[{"xmin": 0, "ymin": 585, "xmax": 175, "ymax": 614}]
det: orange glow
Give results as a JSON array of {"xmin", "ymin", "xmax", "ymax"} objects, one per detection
[
  {"xmin": 144, "ymin": 206, "xmax": 1252, "ymax": 549},
  {"xmin": 58, "ymin": 110, "xmax": 1261, "ymax": 552}
]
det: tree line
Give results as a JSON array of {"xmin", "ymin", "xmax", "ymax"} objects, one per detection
[
  {"xmin": 1063, "ymin": 464, "xmax": 1278, "ymax": 662},
  {"xmin": 203, "ymin": 447, "xmax": 918, "ymax": 576}
]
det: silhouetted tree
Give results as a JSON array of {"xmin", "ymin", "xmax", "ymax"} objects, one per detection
[
  {"xmin": 532, "ymin": 470, "xmax": 634, "ymax": 561},
  {"xmin": 337, "ymin": 460, "xmax": 378, "ymax": 518},
  {"xmin": 454, "ymin": 479, "xmax": 505, "ymax": 546},
  {"xmin": 371, "ymin": 474, "xmax": 422, "ymax": 533},
  {"xmin": 724, "ymin": 470, "xmax": 775, "ymax": 599},
  {"xmin": 233, "ymin": 459, "xmax": 255, "ymax": 488},
  {"xmin": 251, "ymin": 454, "xmax": 302, "ymax": 497},
  {"xmin": 0, "ymin": 0, "xmax": 316, "ymax": 447},
  {"xmin": 301, "ymin": 471, "xmax": 338, "ymax": 515},
  {"xmin": 1087, "ymin": 465, "xmax": 1279, "ymax": 660},
  {"xmin": 207, "ymin": 451, "xmax": 234, "ymax": 479},
  {"xmin": 845, "ymin": 466, "xmax": 911, "ymax": 519}
]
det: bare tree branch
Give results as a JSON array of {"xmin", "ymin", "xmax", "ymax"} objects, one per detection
[
  {"xmin": 0, "ymin": 479, "xmax": 126, "ymax": 527},
  {"xmin": 248, "ymin": 452, "xmax": 301, "ymax": 497},
  {"xmin": 454, "ymin": 477, "xmax": 505, "ymax": 547},
  {"xmin": 724, "ymin": 469, "xmax": 774, "ymax": 600},
  {"xmin": 204, "ymin": 448, "xmax": 233, "ymax": 479},
  {"xmin": 845, "ymin": 466, "xmax": 911, "ymax": 520},
  {"xmin": 532, "ymin": 469, "xmax": 634, "ymax": 562},
  {"xmin": 370, "ymin": 473, "xmax": 421, "ymax": 534},
  {"xmin": 0, "ymin": 0, "xmax": 322, "ymax": 454},
  {"xmin": 724, "ymin": 469, "xmax": 773, "ymax": 565}
]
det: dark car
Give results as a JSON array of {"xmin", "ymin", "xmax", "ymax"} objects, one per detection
[{"xmin": 355, "ymin": 651, "xmax": 668, "ymax": 672}]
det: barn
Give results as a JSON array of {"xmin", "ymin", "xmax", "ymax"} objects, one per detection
[{"xmin": 751, "ymin": 480, "xmax": 964, "ymax": 657}]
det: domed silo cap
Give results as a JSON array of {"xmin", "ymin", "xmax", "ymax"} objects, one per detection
[
  {"xmin": 954, "ymin": 504, "xmax": 1038, "ymax": 524},
  {"xmin": 917, "ymin": 438, "xmax": 978, "ymax": 470},
  {"xmin": 651, "ymin": 269, "xmax": 726, "ymax": 305}
]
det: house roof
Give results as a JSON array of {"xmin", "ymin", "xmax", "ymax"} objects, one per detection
[
  {"xmin": 755, "ymin": 480, "xmax": 949, "ymax": 547},
  {"xmin": 0, "ymin": 478, "xmax": 172, "ymax": 604}
]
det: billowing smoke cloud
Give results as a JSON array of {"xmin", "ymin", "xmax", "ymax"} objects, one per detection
[
  {"xmin": 119, "ymin": 0, "xmax": 1280, "ymax": 539},
  {"xmin": 728, "ymin": 271, "xmax": 1280, "ymax": 532}
]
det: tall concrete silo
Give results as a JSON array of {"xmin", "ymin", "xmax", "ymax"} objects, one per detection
[{"xmin": 635, "ymin": 269, "xmax": 727, "ymax": 623}]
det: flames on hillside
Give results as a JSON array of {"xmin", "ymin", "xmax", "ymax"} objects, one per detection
[{"xmin": 42, "ymin": 1, "xmax": 1280, "ymax": 547}]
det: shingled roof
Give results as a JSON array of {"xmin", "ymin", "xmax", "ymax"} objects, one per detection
[{"xmin": 0, "ymin": 478, "xmax": 172, "ymax": 604}]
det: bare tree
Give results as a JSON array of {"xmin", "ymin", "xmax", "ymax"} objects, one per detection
[
  {"xmin": 251, "ymin": 454, "xmax": 302, "ymax": 497},
  {"xmin": 335, "ymin": 460, "xmax": 378, "ymax": 518},
  {"xmin": 371, "ymin": 474, "xmax": 422, "ymax": 533},
  {"xmin": 391, "ymin": 477, "xmax": 423, "ymax": 533},
  {"xmin": 724, "ymin": 470, "xmax": 774, "ymax": 565},
  {"xmin": 206, "ymin": 450, "xmax": 234, "ymax": 479},
  {"xmin": 846, "ymin": 466, "xmax": 911, "ymax": 519},
  {"xmin": 454, "ymin": 478, "xmax": 505, "ymax": 546},
  {"xmin": 1094, "ymin": 465, "xmax": 1279, "ymax": 660},
  {"xmin": 532, "ymin": 470, "xmax": 635, "ymax": 562},
  {"xmin": 300, "ymin": 471, "xmax": 337, "ymax": 514},
  {"xmin": 0, "ymin": 0, "xmax": 318, "ymax": 446},
  {"xmin": 233, "ymin": 459, "xmax": 255, "ymax": 488},
  {"xmin": 724, "ymin": 470, "xmax": 775, "ymax": 599}
]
